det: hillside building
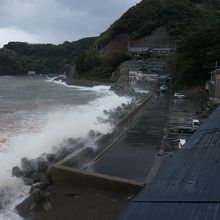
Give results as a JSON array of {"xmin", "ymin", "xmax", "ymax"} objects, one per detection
[
  {"xmin": 129, "ymin": 70, "xmax": 158, "ymax": 83},
  {"xmin": 127, "ymin": 46, "xmax": 149, "ymax": 54},
  {"xmin": 127, "ymin": 27, "xmax": 175, "ymax": 55},
  {"xmin": 149, "ymin": 48, "xmax": 173, "ymax": 55},
  {"xmin": 123, "ymin": 60, "xmax": 167, "ymax": 74},
  {"xmin": 147, "ymin": 61, "xmax": 167, "ymax": 72}
]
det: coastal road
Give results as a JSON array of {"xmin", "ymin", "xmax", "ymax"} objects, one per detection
[
  {"xmin": 167, "ymin": 97, "xmax": 202, "ymax": 149},
  {"xmin": 86, "ymin": 93, "xmax": 170, "ymax": 183}
]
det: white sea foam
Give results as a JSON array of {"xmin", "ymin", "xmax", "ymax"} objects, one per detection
[
  {"xmin": 0, "ymin": 211, "xmax": 23, "ymax": 220},
  {"xmin": 133, "ymin": 87, "xmax": 149, "ymax": 94},
  {"xmin": 46, "ymin": 76, "xmax": 74, "ymax": 88},
  {"xmin": 47, "ymin": 76, "xmax": 111, "ymax": 92},
  {"xmin": 0, "ymin": 82, "xmax": 131, "ymax": 219}
]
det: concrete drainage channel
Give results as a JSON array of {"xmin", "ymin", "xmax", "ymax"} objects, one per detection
[{"xmin": 51, "ymin": 94, "xmax": 152, "ymax": 193}]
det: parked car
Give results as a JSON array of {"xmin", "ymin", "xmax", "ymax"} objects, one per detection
[
  {"xmin": 177, "ymin": 119, "xmax": 200, "ymax": 133},
  {"xmin": 174, "ymin": 92, "xmax": 186, "ymax": 99},
  {"xmin": 160, "ymin": 85, "xmax": 168, "ymax": 92}
]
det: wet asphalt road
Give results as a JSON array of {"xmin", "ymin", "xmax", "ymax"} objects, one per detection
[
  {"xmin": 167, "ymin": 96, "xmax": 202, "ymax": 149},
  {"xmin": 87, "ymin": 94, "xmax": 171, "ymax": 183}
]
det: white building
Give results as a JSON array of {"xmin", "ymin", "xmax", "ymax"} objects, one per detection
[
  {"xmin": 129, "ymin": 71, "xmax": 158, "ymax": 83},
  {"xmin": 128, "ymin": 46, "xmax": 149, "ymax": 54},
  {"xmin": 149, "ymin": 48, "xmax": 172, "ymax": 55}
]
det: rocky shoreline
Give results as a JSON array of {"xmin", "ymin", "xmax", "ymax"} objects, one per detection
[
  {"xmin": 10, "ymin": 86, "xmax": 149, "ymax": 216},
  {"xmin": 53, "ymin": 75, "xmax": 138, "ymax": 97}
]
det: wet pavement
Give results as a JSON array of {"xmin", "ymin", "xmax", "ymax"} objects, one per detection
[
  {"xmin": 87, "ymin": 94, "xmax": 171, "ymax": 183},
  {"xmin": 58, "ymin": 89, "xmax": 202, "ymax": 184},
  {"xmin": 167, "ymin": 97, "xmax": 202, "ymax": 149},
  {"xmin": 86, "ymin": 92, "xmax": 202, "ymax": 183}
]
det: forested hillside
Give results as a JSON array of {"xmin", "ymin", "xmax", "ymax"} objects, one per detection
[
  {"xmin": 1, "ymin": 0, "xmax": 220, "ymax": 87},
  {"xmin": 77, "ymin": 0, "xmax": 220, "ymax": 86},
  {"xmin": 96, "ymin": 0, "xmax": 202, "ymax": 48},
  {"xmin": 0, "ymin": 37, "xmax": 96, "ymax": 75}
]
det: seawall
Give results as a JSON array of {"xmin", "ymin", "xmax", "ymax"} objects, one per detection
[{"xmin": 51, "ymin": 93, "xmax": 152, "ymax": 193}]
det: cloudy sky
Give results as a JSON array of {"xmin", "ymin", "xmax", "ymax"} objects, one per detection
[{"xmin": 0, "ymin": 0, "xmax": 141, "ymax": 47}]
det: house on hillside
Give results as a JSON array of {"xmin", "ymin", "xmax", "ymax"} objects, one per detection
[
  {"xmin": 128, "ymin": 27, "xmax": 175, "ymax": 55},
  {"xmin": 149, "ymin": 48, "xmax": 173, "ymax": 55},
  {"xmin": 123, "ymin": 60, "xmax": 167, "ymax": 73},
  {"xmin": 147, "ymin": 61, "xmax": 167, "ymax": 73},
  {"xmin": 127, "ymin": 46, "xmax": 149, "ymax": 54},
  {"xmin": 123, "ymin": 60, "xmax": 148, "ymax": 71},
  {"xmin": 129, "ymin": 70, "xmax": 158, "ymax": 84},
  {"xmin": 127, "ymin": 38, "xmax": 150, "ymax": 54}
]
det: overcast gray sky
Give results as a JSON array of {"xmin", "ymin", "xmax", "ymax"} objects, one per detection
[{"xmin": 0, "ymin": 0, "xmax": 141, "ymax": 47}]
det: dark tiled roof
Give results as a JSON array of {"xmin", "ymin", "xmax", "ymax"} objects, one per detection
[{"xmin": 118, "ymin": 106, "xmax": 220, "ymax": 220}]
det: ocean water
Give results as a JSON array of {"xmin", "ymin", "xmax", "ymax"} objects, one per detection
[{"xmin": 0, "ymin": 75, "xmax": 131, "ymax": 219}]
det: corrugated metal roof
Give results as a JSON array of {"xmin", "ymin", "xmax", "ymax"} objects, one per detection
[
  {"xmin": 118, "ymin": 203, "xmax": 220, "ymax": 220},
  {"xmin": 198, "ymin": 107, "xmax": 220, "ymax": 131},
  {"xmin": 118, "ymin": 107, "xmax": 220, "ymax": 220}
]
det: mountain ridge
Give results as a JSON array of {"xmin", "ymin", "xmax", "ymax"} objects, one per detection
[
  {"xmin": 78, "ymin": 0, "xmax": 220, "ymax": 86},
  {"xmin": 96, "ymin": 0, "xmax": 206, "ymax": 49},
  {"xmin": 1, "ymin": 0, "xmax": 220, "ymax": 87}
]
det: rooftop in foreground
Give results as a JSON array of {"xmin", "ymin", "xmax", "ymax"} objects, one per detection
[{"xmin": 118, "ymin": 107, "xmax": 220, "ymax": 220}]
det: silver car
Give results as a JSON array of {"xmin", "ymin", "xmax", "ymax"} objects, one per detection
[{"xmin": 174, "ymin": 92, "xmax": 186, "ymax": 99}]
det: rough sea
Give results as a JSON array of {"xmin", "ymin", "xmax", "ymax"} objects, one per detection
[{"xmin": 0, "ymin": 75, "xmax": 131, "ymax": 220}]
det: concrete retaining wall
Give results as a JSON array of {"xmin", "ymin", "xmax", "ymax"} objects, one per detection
[
  {"xmin": 96, "ymin": 94, "xmax": 152, "ymax": 146},
  {"xmin": 116, "ymin": 94, "xmax": 152, "ymax": 127},
  {"xmin": 51, "ymin": 93, "xmax": 151, "ymax": 193},
  {"xmin": 52, "ymin": 165, "xmax": 144, "ymax": 193}
]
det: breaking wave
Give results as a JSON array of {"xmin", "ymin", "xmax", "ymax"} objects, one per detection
[{"xmin": 0, "ymin": 77, "xmax": 131, "ymax": 219}]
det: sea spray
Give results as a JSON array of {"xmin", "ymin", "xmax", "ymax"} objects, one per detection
[
  {"xmin": 0, "ymin": 76, "xmax": 132, "ymax": 219},
  {"xmin": 0, "ymin": 212, "xmax": 23, "ymax": 220}
]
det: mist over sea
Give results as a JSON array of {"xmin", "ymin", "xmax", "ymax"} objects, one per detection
[{"xmin": 0, "ymin": 75, "xmax": 131, "ymax": 220}]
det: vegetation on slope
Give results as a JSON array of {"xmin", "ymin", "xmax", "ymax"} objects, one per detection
[
  {"xmin": 92, "ymin": 0, "xmax": 220, "ymax": 87},
  {"xmin": 74, "ymin": 0, "xmax": 205, "ymax": 82},
  {"xmin": 1, "ymin": 0, "xmax": 220, "ymax": 87},
  {"xmin": 96, "ymin": 0, "xmax": 203, "ymax": 48},
  {"xmin": 75, "ymin": 49, "xmax": 132, "ymax": 81},
  {"xmin": 0, "ymin": 37, "xmax": 96, "ymax": 75},
  {"xmin": 175, "ymin": 18, "xmax": 220, "ymax": 86}
]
